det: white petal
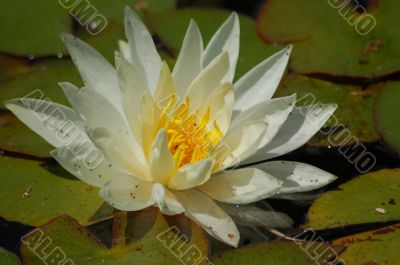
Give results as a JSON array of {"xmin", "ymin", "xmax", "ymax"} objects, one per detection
[
  {"xmin": 217, "ymin": 121, "xmax": 267, "ymax": 169},
  {"xmin": 200, "ymin": 82, "xmax": 234, "ymax": 136},
  {"xmin": 234, "ymin": 46, "xmax": 292, "ymax": 112},
  {"xmin": 168, "ymin": 159, "xmax": 214, "ymax": 190},
  {"xmin": 61, "ymin": 84, "xmax": 148, "ymax": 178},
  {"xmin": 118, "ymin": 40, "xmax": 131, "ymax": 62},
  {"xmin": 203, "ymin": 12, "xmax": 239, "ymax": 82},
  {"xmin": 254, "ymin": 161, "xmax": 337, "ymax": 194},
  {"xmin": 198, "ymin": 168, "xmax": 281, "ymax": 204},
  {"xmin": 150, "ymin": 130, "xmax": 174, "ymax": 184},
  {"xmin": 139, "ymin": 90, "xmax": 157, "ymax": 155},
  {"xmin": 244, "ymin": 104, "xmax": 337, "ymax": 163},
  {"xmin": 60, "ymin": 34, "xmax": 122, "ymax": 112},
  {"xmin": 116, "ymin": 54, "xmax": 148, "ymax": 143},
  {"xmin": 232, "ymin": 94, "xmax": 296, "ymax": 149},
  {"xmin": 172, "ymin": 19, "xmax": 203, "ymax": 99},
  {"xmin": 124, "ymin": 7, "xmax": 162, "ymax": 93},
  {"xmin": 51, "ymin": 143, "xmax": 117, "ymax": 188},
  {"xmin": 5, "ymin": 98, "xmax": 85, "ymax": 148},
  {"xmin": 220, "ymin": 204, "xmax": 294, "ymax": 228},
  {"xmin": 152, "ymin": 183, "xmax": 185, "ymax": 215},
  {"xmin": 99, "ymin": 174, "xmax": 154, "ymax": 211},
  {"xmin": 173, "ymin": 189, "xmax": 239, "ymax": 247},
  {"xmin": 186, "ymin": 52, "xmax": 230, "ymax": 111},
  {"xmin": 153, "ymin": 62, "xmax": 176, "ymax": 104}
]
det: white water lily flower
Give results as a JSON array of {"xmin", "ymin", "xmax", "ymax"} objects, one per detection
[{"xmin": 5, "ymin": 8, "xmax": 337, "ymax": 247}]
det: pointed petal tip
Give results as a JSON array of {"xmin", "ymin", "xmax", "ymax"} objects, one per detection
[
  {"xmin": 227, "ymin": 234, "xmax": 240, "ymax": 248},
  {"xmin": 59, "ymin": 33, "xmax": 78, "ymax": 44},
  {"xmin": 124, "ymin": 5, "xmax": 141, "ymax": 21},
  {"xmin": 230, "ymin": 11, "xmax": 239, "ymax": 22},
  {"xmin": 4, "ymin": 98, "xmax": 18, "ymax": 110},
  {"xmin": 124, "ymin": 5, "xmax": 133, "ymax": 14},
  {"xmin": 188, "ymin": 18, "xmax": 198, "ymax": 27},
  {"xmin": 154, "ymin": 128, "xmax": 168, "ymax": 140}
]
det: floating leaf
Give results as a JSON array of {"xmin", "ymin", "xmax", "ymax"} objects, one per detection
[
  {"xmin": 0, "ymin": 59, "xmax": 81, "ymax": 109},
  {"xmin": 77, "ymin": 0, "xmax": 177, "ymax": 62},
  {"xmin": 0, "ymin": 0, "xmax": 71, "ymax": 56},
  {"xmin": 151, "ymin": 8, "xmax": 282, "ymax": 79},
  {"xmin": 275, "ymin": 73, "xmax": 379, "ymax": 146},
  {"xmin": 0, "ymin": 110, "xmax": 52, "ymax": 158},
  {"xmin": 0, "ymin": 248, "xmax": 21, "ymax": 265},
  {"xmin": 333, "ymin": 223, "xmax": 400, "ymax": 265},
  {"xmin": 78, "ymin": 21, "xmax": 125, "ymax": 63},
  {"xmin": 0, "ymin": 155, "xmax": 111, "ymax": 226},
  {"xmin": 89, "ymin": 0, "xmax": 176, "ymax": 24},
  {"xmin": 0, "ymin": 0, "xmax": 176, "ymax": 57},
  {"xmin": 306, "ymin": 168, "xmax": 400, "ymax": 230},
  {"xmin": 21, "ymin": 210, "xmax": 209, "ymax": 265},
  {"xmin": 211, "ymin": 241, "xmax": 320, "ymax": 265},
  {"xmin": 258, "ymin": 0, "xmax": 400, "ymax": 78},
  {"xmin": 373, "ymin": 81, "xmax": 400, "ymax": 153}
]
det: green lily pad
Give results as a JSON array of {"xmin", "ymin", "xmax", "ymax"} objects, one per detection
[
  {"xmin": 77, "ymin": 0, "xmax": 177, "ymax": 63},
  {"xmin": 151, "ymin": 8, "xmax": 282, "ymax": 80},
  {"xmin": 21, "ymin": 211, "xmax": 208, "ymax": 265},
  {"xmin": 0, "ymin": 248, "xmax": 21, "ymax": 265},
  {"xmin": 306, "ymin": 168, "xmax": 400, "ymax": 230},
  {"xmin": 0, "ymin": 0, "xmax": 176, "ymax": 57},
  {"xmin": 89, "ymin": 0, "xmax": 176, "ymax": 24},
  {"xmin": 0, "ymin": 110, "xmax": 52, "ymax": 158},
  {"xmin": 275, "ymin": 73, "xmax": 379, "ymax": 147},
  {"xmin": 0, "ymin": 0, "xmax": 71, "ymax": 57},
  {"xmin": 0, "ymin": 59, "xmax": 81, "ymax": 109},
  {"xmin": 373, "ymin": 81, "xmax": 400, "ymax": 153},
  {"xmin": 258, "ymin": 0, "xmax": 400, "ymax": 78},
  {"xmin": 333, "ymin": 223, "xmax": 400, "ymax": 265},
  {"xmin": 0, "ymin": 155, "xmax": 111, "ymax": 226},
  {"xmin": 211, "ymin": 241, "xmax": 321, "ymax": 265},
  {"xmin": 78, "ymin": 20, "xmax": 126, "ymax": 63}
]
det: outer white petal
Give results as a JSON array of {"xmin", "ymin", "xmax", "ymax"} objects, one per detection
[
  {"xmin": 203, "ymin": 12, "xmax": 239, "ymax": 82},
  {"xmin": 198, "ymin": 168, "xmax": 282, "ymax": 204},
  {"xmin": 172, "ymin": 19, "xmax": 203, "ymax": 99},
  {"xmin": 254, "ymin": 161, "xmax": 337, "ymax": 194},
  {"xmin": 150, "ymin": 130, "xmax": 174, "ymax": 184},
  {"xmin": 220, "ymin": 204, "xmax": 294, "ymax": 228},
  {"xmin": 99, "ymin": 174, "xmax": 154, "ymax": 211},
  {"xmin": 173, "ymin": 189, "xmax": 239, "ymax": 247},
  {"xmin": 5, "ymin": 98, "xmax": 85, "ymax": 148},
  {"xmin": 244, "ymin": 104, "xmax": 337, "ymax": 164},
  {"xmin": 118, "ymin": 40, "xmax": 131, "ymax": 62},
  {"xmin": 152, "ymin": 183, "xmax": 185, "ymax": 215},
  {"xmin": 218, "ymin": 121, "xmax": 267, "ymax": 169},
  {"xmin": 186, "ymin": 52, "xmax": 230, "ymax": 111},
  {"xmin": 124, "ymin": 7, "xmax": 162, "ymax": 93},
  {"xmin": 167, "ymin": 159, "xmax": 214, "ymax": 190},
  {"xmin": 232, "ymin": 94, "xmax": 296, "ymax": 149},
  {"xmin": 116, "ymin": 53, "xmax": 148, "ymax": 144},
  {"xmin": 233, "ymin": 46, "xmax": 292, "ymax": 112},
  {"xmin": 60, "ymin": 34, "xmax": 122, "ymax": 112},
  {"xmin": 61, "ymin": 83, "xmax": 148, "ymax": 178},
  {"xmin": 51, "ymin": 143, "xmax": 116, "ymax": 188}
]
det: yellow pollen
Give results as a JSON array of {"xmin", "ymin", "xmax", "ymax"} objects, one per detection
[{"xmin": 157, "ymin": 97, "xmax": 222, "ymax": 168}]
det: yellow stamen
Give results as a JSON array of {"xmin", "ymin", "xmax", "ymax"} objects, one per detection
[{"xmin": 161, "ymin": 97, "xmax": 222, "ymax": 168}]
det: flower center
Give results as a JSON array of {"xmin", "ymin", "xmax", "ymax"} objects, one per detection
[{"xmin": 158, "ymin": 97, "xmax": 222, "ymax": 168}]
